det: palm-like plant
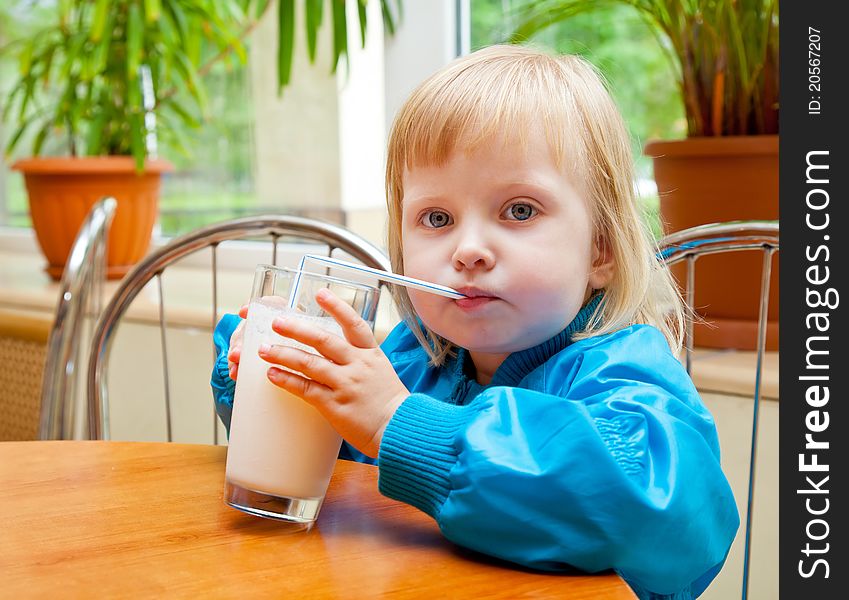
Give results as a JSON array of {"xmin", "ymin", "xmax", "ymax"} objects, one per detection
[
  {"xmin": 511, "ymin": 0, "xmax": 778, "ymax": 136},
  {"xmin": 1, "ymin": 0, "xmax": 401, "ymax": 169}
]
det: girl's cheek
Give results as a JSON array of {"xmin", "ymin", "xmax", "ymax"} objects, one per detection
[
  {"xmin": 408, "ymin": 290, "xmax": 436, "ymax": 316},
  {"xmin": 408, "ymin": 292, "xmax": 446, "ymax": 329}
]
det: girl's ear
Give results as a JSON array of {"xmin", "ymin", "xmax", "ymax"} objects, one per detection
[{"xmin": 589, "ymin": 233, "xmax": 615, "ymax": 290}]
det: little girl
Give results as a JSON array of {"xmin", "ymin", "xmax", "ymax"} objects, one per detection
[{"xmin": 212, "ymin": 45, "xmax": 739, "ymax": 599}]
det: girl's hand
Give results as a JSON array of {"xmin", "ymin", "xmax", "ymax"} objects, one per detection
[
  {"xmin": 258, "ymin": 288, "xmax": 409, "ymax": 458},
  {"xmin": 226, "ymin": 304, "xmax": 250, "ymax": 380}
]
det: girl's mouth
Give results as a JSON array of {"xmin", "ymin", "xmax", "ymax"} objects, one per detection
[
  {"xmin": 455, "ymin": 296, "xmax": 496, "ymax": 310},
  {"xmin": 454, "ymin": 287, "xmax": 498, "ymax": 310}
]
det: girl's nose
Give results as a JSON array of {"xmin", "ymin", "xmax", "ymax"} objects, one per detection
[{"xmin": 452, "ymin": 232, "xmax": 495, "ymax": 271}]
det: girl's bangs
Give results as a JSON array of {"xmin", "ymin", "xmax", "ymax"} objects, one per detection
[{"xmin": 396, "ymin": 61, "xmax": 579, "ymax": 171}]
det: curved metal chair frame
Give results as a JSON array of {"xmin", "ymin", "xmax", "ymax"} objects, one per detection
[
  {"xmin": 86, "ymin": 215, "xmax": 390, "ymax": 444},
  {"xmin": 40, "ymin": 196, "xmax": 117, "ymax": 440},
  {"xmin": 658, "ymin": 220, "xmax": 779, "ymax": 600}
]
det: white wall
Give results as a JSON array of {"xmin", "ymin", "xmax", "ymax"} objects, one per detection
[
  {"xmin": 249, "ymin": 1, "xmax": 342, "ymax": 213},
  {"xmin": 383, "ymin": 0, "xmax": 461, "ymax": 134},
  {"xmin": 337, "ymin": 0, "xmax": 387, "ymax": 215}
]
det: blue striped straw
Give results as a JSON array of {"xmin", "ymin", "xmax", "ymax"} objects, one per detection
[
  {"xmin": 287, "ymin": 254, "xmax": 466, "ymax": 308},
  {"xmin": 287, "ymin": 256, "xmax": 308, "ymax": 309}
]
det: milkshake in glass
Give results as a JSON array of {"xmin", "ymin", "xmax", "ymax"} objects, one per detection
[{"xmin": 224, "ymin": 265, "xmax": 379, "ymax": 524}]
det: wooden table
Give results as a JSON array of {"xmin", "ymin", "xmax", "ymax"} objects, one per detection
[{"xmin": 0, "ymin": 441, "xmax": 635, "ymax": 598}]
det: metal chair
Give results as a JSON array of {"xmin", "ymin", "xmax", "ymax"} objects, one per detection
[
  {"xmin": 39, "ymin": 196, "xmax": 117, "ymax": 439},
  {"xmin": 658, "ymin": 220, "xmax": 779, "ymax": 600},
  {"xmin": 86, "ymin": 215, "xmax": 391, "ymax": 444}
]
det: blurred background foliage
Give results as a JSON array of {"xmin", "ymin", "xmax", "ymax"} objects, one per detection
[
  {"xmin": 2, "ymin": 0, "xmax": 674, "ymax": 236},
  {"xmin": 471, "ymin": 0, "xmax": 687, "ymax": 236},
  {"xmin": 472, "ymin": 0, "xmax": 686, "ymax": 175}
]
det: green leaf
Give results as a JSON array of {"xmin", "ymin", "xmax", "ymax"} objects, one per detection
[
  {"xmin": 129, "ymin": 112, "xmax": 146, "ymax": 170},
  {"xmin": 32, "ymin": 120, "xmax": 54, "ymax": 156},
  {"xmin": 184, "ymin": 21, "xmax": 202, "ymax": 66},
  {"xmin": 392, "ymin": 0, "xmax": 404, "ymax": 22},
  {"xmin": 510, "ymin": 1, "xmax": 610, "ymax": 43},
  {"xmin": 254, "ymin": 0, "xmax": 273, "ymax": 19},
  {"xmin": 199, "ymin": 2, "xmax": 247, "ymax": 63},
  {"xmin": 17, "ymin": 76, "xmax": 37, "ymax": 124},
  {"xmin": 127, "ymin": 2, "xmax": 143, "ymax": 81},
  {"xmin": 58, "ymin": 31, "xmax": 86, "ymax": 80},
  {"xmin": 127, "ymin": 71, "xmax": 143, "ymax": 128},
  {"xmin": 39, "ymin": 45, "xmax": 57, "ymax": 87},
  {"xmin": 162, "ymin": 99, "xmax": 202, "ymax": 130},
  {"xmin": 357, "ymin": 0, "xmax": 368, "ymax": 48},
  {"xmin": 172, "ymin": 50, "xmax": 208, "ymax": 112},
  {"xmin": 66, "ymin": 79, "xmax": 85, "ymax": 142},
  {"xmin": 217, "ymin": 0, "xmax": 248, "ymax": 26},
  {"xmin": 91, "ymin": 11, "xmax": 114, "ymax": 76},
  {"xmin": 156, "ymin": 111, "xmax": 194, "ymax": 158},
  {"xmin": 1, "ymin": 80, "xmax": 24, "ymax": 123},
  {"xmin": 381, "ymin": 0, "xmax": 398, "ymax": 36},
  {"xmin": 144, "ymin": 0, "xmax": 162, "ymax": 24},
  {"xmin": 161, "ymin": 0, "xmax": 188, "ymax": 44},
  {"xmin": 90, "ymin": 0, "xmax": 110, "ymax": 42},
  {"xmin": 305, "ymin": 0, "xmax": 324, "ymax": 61},
  {"xmin": 18, "ymin": 38, "xmax": 34, "ymax": 75},
  {"xmin": 277, "ymin": 0, "xmax": 296, "ymax": 92},
  {"xmin": 160, "ymin": 119, "xmax": 192, "ymax": 158},
  {"xmin": 85, "ymin": 104, "xmax": 108, "ymax": 155},
  {"xmin": 4, "ymin": 121, "xmax": 31, "ymax": 157},
  {"xmin": 331, "ymin": 0, "xmax": 348, "ymax": 74},
  {"xmin": 58, "ymin": 0, "xmax": 72, "ymax": 28}
]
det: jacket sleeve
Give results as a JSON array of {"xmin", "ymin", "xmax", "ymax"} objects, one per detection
[
  {"xmin": 377, "ymin": 328, "xmax": 739, "ymax": 599},
  {"xmin": 211, "ymin": 314, "xmax": 242, "ymax": 433}
]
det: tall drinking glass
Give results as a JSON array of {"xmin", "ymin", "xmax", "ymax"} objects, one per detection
[{"xmin": 224, "ymin": 264, "xmax": 379, "ymax": 525}]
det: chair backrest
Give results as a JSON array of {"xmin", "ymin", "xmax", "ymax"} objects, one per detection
[
  {"xmin": 658, "ymin": 220, "xmax": 779, "ymax": 600},
  {"xmin": 0, "ymin": 310, "xmax": 49, "ymax": 441},
  {"xmin": 40, "ymin": 196, "xmax": 117, "ymax": 440},
  {"xmin": 86, "ymin": 215, "xmax": 391, "ymax": 444}
]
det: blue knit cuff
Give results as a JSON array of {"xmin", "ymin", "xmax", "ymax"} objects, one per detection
[{"xmin": 377, "ymin": 393, "xmax": 473, "ymax": 518}]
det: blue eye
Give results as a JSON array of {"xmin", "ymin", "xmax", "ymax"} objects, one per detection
[
  {"xmin": 422, "ymin": 210, "xmax": 453, "ymax": 228},
  {"xmin": 504, "ymin": 202, "xmax": 536, "ymax": 221}
]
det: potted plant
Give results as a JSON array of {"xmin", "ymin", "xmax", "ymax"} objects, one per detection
[
  {"xmin": 1, "ymin": 0, "xmax": 399, "ymax": 279},
  {"xmin": 511, "ymin": 0, "xmax": 779, "ymax": 350}
]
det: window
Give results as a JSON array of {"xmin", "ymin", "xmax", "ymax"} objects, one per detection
[{"xmin": 2, "ymin": 2, "xmax": 680, "ymax": 240}]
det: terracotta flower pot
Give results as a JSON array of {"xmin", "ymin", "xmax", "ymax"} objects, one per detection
[
  {"xmin": 12, "ymin": 157, "xmax": 173, "ymax": 280},
  {"xmin": 645, "ymin": 135, "xmax": 779, "ymax": 351}
]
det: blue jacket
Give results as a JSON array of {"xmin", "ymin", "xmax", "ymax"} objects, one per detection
[{"xmin": 211, "ymin": 298, "xmax": 739, "ymax": 599}]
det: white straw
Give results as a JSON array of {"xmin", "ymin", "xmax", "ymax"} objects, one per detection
[{"xmin": 300, "ymin": 254, "xmax": 466, "ymax": 299}]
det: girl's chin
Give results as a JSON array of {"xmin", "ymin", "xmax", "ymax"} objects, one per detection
[
  {"xmin": 441, "ymin": 323, "xmax": 569, "ymax": 354},
  {"xmin": 428, "ymin": 320, "xmax": 529, "ymax": 352}
]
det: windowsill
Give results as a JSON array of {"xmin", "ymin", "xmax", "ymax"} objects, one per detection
[
  {"xmin": 0, "ymin": 246, "xmax": 252, "ymax": 328},
  {"xmin": 0, "ymin": 229, "xmax": 400, "ymax": 338},
  {"xmin": 686, "ymin": 347, "xmax": 778, "ymax": 401}
]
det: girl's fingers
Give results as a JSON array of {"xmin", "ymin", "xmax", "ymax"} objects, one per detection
[
  {"xmin": 259, "ymin": 343, "xmax": 337, "ymax": 385},
  {"xmin": 230, "ymin": 322, "xmax": 245, "ymax": 360},
  {"xmin": 314, "ymin": 288, "xmax": 377, "ymax": 349},
  {"xmin": 266, "ymin": 366, "xmax": 330, "ymax": 404},
  {"xmin": 270, "ymin": 316, "xmax": 351, "ymax": 364},
  {"xmin": 228, "ymin": 347, "xmax": 241, "ymax": 363}
]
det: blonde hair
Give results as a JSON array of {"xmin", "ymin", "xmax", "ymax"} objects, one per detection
[{"xmin": 386, "ymin": 45, "xmax": 684, "ymax": 365}]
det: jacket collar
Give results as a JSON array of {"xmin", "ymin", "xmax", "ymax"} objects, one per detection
[{"xmin": 453, "ymin": 292, "xmax": 604, "ymax": 388}]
